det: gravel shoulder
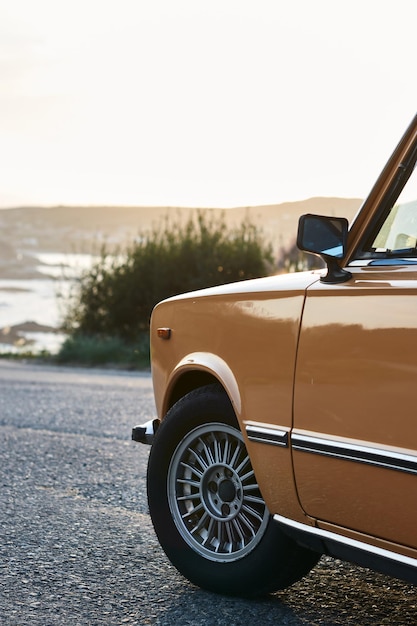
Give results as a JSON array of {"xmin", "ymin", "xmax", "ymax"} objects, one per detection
[{"xmin": 1, "ymin": 360, "xmax": 416, "ymax": 625}]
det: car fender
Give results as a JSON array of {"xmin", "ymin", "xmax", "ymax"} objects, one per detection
[{"xmin": 164, "ymin": 351, "xmax": 242, "ymax": 417}]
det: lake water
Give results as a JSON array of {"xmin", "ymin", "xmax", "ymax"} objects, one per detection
[{"xmin": 0, "ymin": 253, "xmax": 95, "ymax": 354}]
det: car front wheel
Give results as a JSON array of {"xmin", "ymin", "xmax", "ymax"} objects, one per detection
[{"xmin": 147, "ymin": 384, "xmax": 319, "ymax": 597}]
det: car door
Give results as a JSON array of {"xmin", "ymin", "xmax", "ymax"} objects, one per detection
[{"xmin": 292, "ymin": 170, "xmax": 417, "ymax": 550}]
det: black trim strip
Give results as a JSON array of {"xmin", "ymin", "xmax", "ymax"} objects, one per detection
[
  {"xmin": 292, "ymin": 433, "xmax": 417, "ymax": 476},
  {"xmin": 246, "ymin": 425, "xmax": 288, "ymax": 447}
]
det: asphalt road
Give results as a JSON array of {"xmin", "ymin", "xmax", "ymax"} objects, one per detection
[{"xmin": 1, "ymin": 360, "xmax": 416, "ymax": 625}]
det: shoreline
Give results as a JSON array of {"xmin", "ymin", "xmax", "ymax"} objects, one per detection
[{"xmin": 0, "ymin": 321, "xmax": 65, "ymax": 352}]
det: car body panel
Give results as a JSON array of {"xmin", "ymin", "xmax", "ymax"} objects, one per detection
[
  {"xmin": 151, "ymin": 271, "xmax": 320, "ymax": 520},
  {"xmin": 293, "ymin": 264, "xmax": 417, "ymax": 548},
  {"xmin": 151, "ymin": 271, "xmax": 320, "ymax": 425}
]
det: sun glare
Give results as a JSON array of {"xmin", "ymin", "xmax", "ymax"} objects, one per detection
[{"xmin": 0, "ymin": 0, "xmax": 415, "ymax": 208}]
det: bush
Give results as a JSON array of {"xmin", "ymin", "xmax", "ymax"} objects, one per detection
[
  {"xmin": 62, "ymin": 211, "xmax": 273, "ymax": 342},
  {"xmin": 277, "ymin": 240, "xmax": 324, "ymax": 273},
  {"xmin": 56, "ymin": 334, "xmax": 149, "ymax": 369}
]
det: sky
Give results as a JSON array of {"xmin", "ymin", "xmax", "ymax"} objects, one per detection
[{"xmin": 0, "ymin": 0, "xmax": 416, "ymax": 209}]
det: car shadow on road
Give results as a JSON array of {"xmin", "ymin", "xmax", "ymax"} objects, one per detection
[{"xmin": 150, "ymin": 556, "xmax": 417, "ymax": 626}]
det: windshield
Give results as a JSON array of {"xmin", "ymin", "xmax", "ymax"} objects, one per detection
[{"xmin": 369, "ymin": 164, "xmax": 417, "ymax": 255}]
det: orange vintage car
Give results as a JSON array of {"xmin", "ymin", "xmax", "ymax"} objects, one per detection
[{"xmin": 133, "ymin": 113, "xmax": 417, "ymax": 597}]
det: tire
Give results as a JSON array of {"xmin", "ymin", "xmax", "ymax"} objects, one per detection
[{"xmin": 147, "ymin": 384, "xmax": 319, "ymax": 597}]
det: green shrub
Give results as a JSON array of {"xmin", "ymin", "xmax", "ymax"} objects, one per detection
[
  {"xmin": 56, "ymin": 334, "xmax": 149, "ymax": 369},
  {"xmin": 63, "ymin": 211, "xmax": 273, "ymax": 342},
  {"xmin": 277, "ymin": 239, "xmax": 324, "ymax": 273}
]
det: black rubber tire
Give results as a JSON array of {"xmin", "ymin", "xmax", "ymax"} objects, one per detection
[{"xmin": 147, "ymin": 384, "xmax": 320, "ymax": 597}]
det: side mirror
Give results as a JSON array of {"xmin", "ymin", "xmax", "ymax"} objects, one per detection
[{"xmin": 297, "ymin": 214, "xmax": 352, "ymax": 284}]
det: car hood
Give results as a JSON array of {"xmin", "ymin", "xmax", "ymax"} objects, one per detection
[{"xmin": 160, "ymin": 270, "xmax": 322, "ymax": 305}]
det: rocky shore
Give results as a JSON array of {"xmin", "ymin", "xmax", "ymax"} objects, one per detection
[{"xmin": 0, "ymin": 322, "xmax": 62, "ymax": 348}]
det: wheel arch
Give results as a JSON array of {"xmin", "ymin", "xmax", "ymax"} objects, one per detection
[{"xmin": 160, "ymin": 352, "xmax": 242, "ymax": 420}]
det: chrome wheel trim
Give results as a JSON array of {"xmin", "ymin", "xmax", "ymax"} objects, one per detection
[{"xmin": 167, "ymin": 422, "xmax": 269, "ymax": 563}]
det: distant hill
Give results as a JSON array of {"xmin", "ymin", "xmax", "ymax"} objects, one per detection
[{"xmin": 0, "ymin": 198, "xmax": 362, "ymax": 278}]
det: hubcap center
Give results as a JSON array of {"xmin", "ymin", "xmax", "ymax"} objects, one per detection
[
  {"xmin": 218, "ymin": 479, "xmax": 236, "ymax": 502},
  {"xmin": 201, "ymin": 464, "xmax": 243, "ymax": 521}
]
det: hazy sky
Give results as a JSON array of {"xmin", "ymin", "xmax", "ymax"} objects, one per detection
[{"xmin": 0, "ymin": 0, "xmax": 415, "ymax": 208}]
